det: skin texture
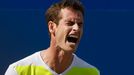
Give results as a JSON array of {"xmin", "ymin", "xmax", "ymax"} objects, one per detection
[{"xmin": 41, "ymin": 7, "xmax": 83, "ymax": 74}]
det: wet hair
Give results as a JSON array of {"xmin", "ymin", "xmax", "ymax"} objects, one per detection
[{"xmin": 45, "ymin": 0, "xmax": 84, "ymax": 25}]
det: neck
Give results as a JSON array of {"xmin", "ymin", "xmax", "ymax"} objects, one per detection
[{"xmin": 41, "ymin": 47, "xmax": 74, "ymax": 74}]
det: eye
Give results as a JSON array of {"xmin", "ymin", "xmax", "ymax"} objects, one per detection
[
  {"xmin": 66, "ymin": 21, "xmax": 75, "ymax": 26},
  {"xmin": 78, "ymin": 22, "xmax": 83, "ymax": 28}
]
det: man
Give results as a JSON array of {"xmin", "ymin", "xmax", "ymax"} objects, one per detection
[{"xmin": 5, "ymin": 0, "xmax": 100, "ymax": 75}]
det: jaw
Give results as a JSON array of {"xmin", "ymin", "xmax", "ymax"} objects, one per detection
[
  {"xmin": 56, "ymin": 40, "xmax": 78, "ymax": 53},
  {"xmin": 55, "ymin": 32, "xmax": 81, "ymax": 53},
  {"xmin": 63, "ymin": 39, "xmax": 80, "ymax": 53},
  {"xmin": 58, "ymin": 33, "xmax": 81, "ymax": 52}
]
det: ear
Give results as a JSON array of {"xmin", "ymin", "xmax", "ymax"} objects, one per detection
[{"xmin": 48, "ymin": 21, "xmax": 57, "ymax": 36}]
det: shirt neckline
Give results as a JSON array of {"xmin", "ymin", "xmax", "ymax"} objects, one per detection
[{"xmin": 37, "ymin": 51, "xmax": 76, "ymax": 75}]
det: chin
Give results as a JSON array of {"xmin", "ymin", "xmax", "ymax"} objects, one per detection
[
  {"xmin": 64, "ymin": 47, "xmax": 77, "ymax": 53},
  {"xmin": 59, "ymin": 44, "xmax": 78, "ymax": 53}
]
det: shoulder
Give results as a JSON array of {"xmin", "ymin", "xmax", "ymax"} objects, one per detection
[
  {"xmin": 12, "ymin": 52, "xmax": 40, "ymax": 65},
  {"xmin": 71, "ymin": 54, "xmax": 100, "ymax": 75},
  {"xmin": 11, "ymin": 51, "xmax": 40, "ymax": 66},
  {"xmin": 6, "ymin": 51, "xmax": 40, "ymax": 70},
  {"xmin": 73, "ymin": 54, "xmax": 94, "ymax": 68},
  {"xmin": 5, "ymin": 51, "xmax": 41, "ymax": 75}
]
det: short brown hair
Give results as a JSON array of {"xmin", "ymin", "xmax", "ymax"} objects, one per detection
[{"xmin": 45, "ymin": 0, "xmax": 84, "ymax": 25}]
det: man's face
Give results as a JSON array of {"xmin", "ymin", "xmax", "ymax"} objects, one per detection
[{"xmin": 55, "ymin": 8, "xmax": 83, "ymax": 52}]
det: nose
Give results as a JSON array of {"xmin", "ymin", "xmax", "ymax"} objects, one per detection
[{"xmin": 73, "ymin": 23, "xmax": 79, "ymax": 31}]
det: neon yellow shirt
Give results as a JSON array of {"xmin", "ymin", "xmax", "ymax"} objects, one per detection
[{"xmin": 5, "ymin": 51, "xmax": 100, "ymax": 75}]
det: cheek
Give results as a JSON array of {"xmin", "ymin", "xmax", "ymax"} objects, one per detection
[
  {"xmin": 55, "ymin": 23, "xmax": 72, "ymax": 37},
  {"xmin": 58, "ymin": 25, "xmax": 71, "ymax": 34},
  {"xmin": 55, "ymin": 27, "xmax": 67, "ymax": 40}
]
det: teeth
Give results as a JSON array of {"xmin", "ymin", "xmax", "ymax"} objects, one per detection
[
  {"xmin": 67, "ymin": 35, "xmax": 78, "ymax": 43},
  {"xmin": 69, "ymin": 35, "xmax": 78, "ymax": 38}
]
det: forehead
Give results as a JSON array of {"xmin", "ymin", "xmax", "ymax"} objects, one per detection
[{"xmin": 59, "ymin": 8, "xmax": 83, "ymax": 21}]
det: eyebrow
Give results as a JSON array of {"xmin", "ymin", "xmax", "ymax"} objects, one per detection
[{"xmin": 65, "ymin": 19, "xmax": 83, "ymax": 23}]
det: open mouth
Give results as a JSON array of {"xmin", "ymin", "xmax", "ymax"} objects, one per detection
[{"xmin": 67, "ymin": 35, "xmax": 78, "ymax": 43}]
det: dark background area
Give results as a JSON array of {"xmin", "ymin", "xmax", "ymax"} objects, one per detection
[{"xmin": 0, "ymin": 0, "xmax": 134, "ymax": 75}]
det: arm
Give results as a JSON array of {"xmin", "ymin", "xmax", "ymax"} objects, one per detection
[{"xmin": 5, "ymin": 65, "xmax": 18, "ymax": 75}]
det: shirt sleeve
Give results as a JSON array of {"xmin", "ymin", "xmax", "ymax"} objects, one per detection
[{"xmin": 5, "ymin": 65, "xmax": 18, "ymax": 75}]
